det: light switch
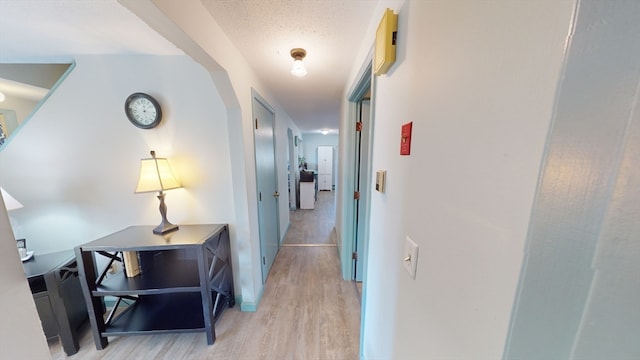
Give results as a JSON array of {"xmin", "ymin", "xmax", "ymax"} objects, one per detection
[
  {"xmin": 403, "ymin": 236, "xmax": 419, "ymax": 279},
  {"xmin": 376, "ymin": 170, "xmax": 386, "ymax": 193}
]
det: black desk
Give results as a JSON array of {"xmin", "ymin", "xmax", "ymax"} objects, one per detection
[{"xmin": 23, "ymin": 250, "xmax": 88, "ymax": 356}]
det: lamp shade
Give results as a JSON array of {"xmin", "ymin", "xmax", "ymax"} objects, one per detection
[
  {"xmin": 290, "ymin": 48, "xmax": 308, "ymax": 77},
  {"xmin": 135, "ymin": 154, "xmax": 181, "ymax": 193},
  {"xmin": 291, "ymin": 59, "xmax": 307, "ymax": 77},
  {"xmin": 0, "ymin": 187, "xmax": 23, "ymax": 211}
]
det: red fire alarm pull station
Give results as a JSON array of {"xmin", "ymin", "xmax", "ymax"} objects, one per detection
[{"xmin": 400, "ymin": 122, "xmax": 413, "ymax": 155}]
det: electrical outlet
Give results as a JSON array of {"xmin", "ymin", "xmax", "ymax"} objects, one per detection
[{"xmin": 403, "ymin": 236, "xmax": 419, "ymax": 279}]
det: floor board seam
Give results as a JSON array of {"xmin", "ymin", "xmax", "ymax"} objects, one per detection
[{"xmin": 281, "ymin": 244, "xmax": 337, "ymax": 247}]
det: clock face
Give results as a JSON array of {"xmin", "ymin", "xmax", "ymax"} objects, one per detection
[{"xmin": 125, "ymin": 93, "xmax": 162, "ymax": 129}]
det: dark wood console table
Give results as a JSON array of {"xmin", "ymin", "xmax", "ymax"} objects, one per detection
[
  {"xmin": 23, "ymin": 250, "xmax": 88, "ymax": 356},
  {"xmin": 75, "ymin": 224, "xmax": 234, "ymax": 350}
]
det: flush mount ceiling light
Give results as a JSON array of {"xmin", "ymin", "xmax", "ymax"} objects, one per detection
[
  {"xmin": 320, "ymin": 129, "xmax": 329, "ymax": 135},
  {"xmin": 290, "ymin": 48, "xmax": 307, "ymax": 77}
]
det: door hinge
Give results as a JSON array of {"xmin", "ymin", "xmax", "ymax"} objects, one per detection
[
  {"xmin": 255, "ymin": 118, "xmax": 258, "ymax": 129},
  {"xmin": 354, "ymin": 191, "xmax": 360, "ymax": 200},
  {"xmin": 259, "ymin": 192, "xmax": 262, "ymax": 201},
  {"xmin": 356, "ymin": 121, "xmax": 363, "ymax": 132},
  {"xmin": 263, "ymin": 256, "xmax": 266, "ymax": 265},
  {"xmin": 352, "ymin": 252, "xmax": 358, "ymax": 260}
]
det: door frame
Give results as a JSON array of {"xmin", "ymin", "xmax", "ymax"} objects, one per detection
[
  {"xmin": 287, "ymin": 128, "xmax": 297, "ymax": 210},
  {"xmin": 251, "ymin": 89, "xmax": 280, "ymax": 283},
  {"xmin": 352, "ymin": 98, "xmax": 371, "ymax": 281},
  {"xmin": 340, "ymin": 53, "xmax": 375, "ymax": 281}
]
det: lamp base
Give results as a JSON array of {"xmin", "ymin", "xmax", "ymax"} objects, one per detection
[
  {"xmin": 153, "ymin": 191, "xmax": 179, "ymax": 235},
  {"xmin": 153, "ymin": 222, "xmax": 179, "ymax": 235}
]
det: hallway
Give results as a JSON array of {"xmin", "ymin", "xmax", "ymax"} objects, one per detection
[
  {"xmin": 285, "ymin": 190, "xmax": 336, "ymax": 245},
  {"xmin": 50, "ymin": 191, "xmax": 361, "ymax": 359}
]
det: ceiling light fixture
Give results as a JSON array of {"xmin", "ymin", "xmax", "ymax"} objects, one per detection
[
  {"xmin": 0, "ymin": 91, "xmax": 5, "ymax": 102},
  {"xmin": 290, "ymin": 48, "xmax": 307, "ymax": 77},
  {"xmin": 321, "ymin": 130, "xmax": 329, "ymax": 135}
]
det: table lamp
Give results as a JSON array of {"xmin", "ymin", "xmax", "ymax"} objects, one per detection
[{"xmin": 135, "ymin": 150, "xmax": 182, "ymax": 234}]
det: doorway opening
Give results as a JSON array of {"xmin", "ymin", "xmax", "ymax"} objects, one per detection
[
  {"xmin": 284, "ymin": 130, "xmax": 339, "ymax": 247},
  {"xmin": 287, "ymin": 128, "xmax": 297, "ymax": 211},
  {"xmin": 343, "ymin": 59, "xmax": 373, "ymax": 284}
]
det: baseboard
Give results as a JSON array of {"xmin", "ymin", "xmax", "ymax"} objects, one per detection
[
  {"xmin": 280, "ymin": 222, "xmax": 291, "ymax": 244},
  {"xmin": 240, "ymin": 286, "xmax": 264, "ymax": 312}
]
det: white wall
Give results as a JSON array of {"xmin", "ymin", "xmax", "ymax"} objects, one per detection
[
  {"xmin": 340, "ymin": 0, "xmax": 575, "ymax": 358},
  {"xmin": 0, "ymin": 54, "xmax": 242, "ymax": 291},
  {"xmin": 505, "ymin": 1, "xmax": 640, "ymax": 358},
  {"xmin": 0, "ymin": 0, "xmax": 303, "ymax": 311},
  {"xmin": 1, "ymin": 55, "xmax": 234, "ymax": 247},
  {"xmin": 0, "ymin": 192, "xmax": 51, "ymax": 359},
  {"xmin": 0, "ymin": 0, "xmax": 305, "ymax": 315}
]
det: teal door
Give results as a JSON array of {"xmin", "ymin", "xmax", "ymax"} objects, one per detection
[
  {"xmin": 252, "ymin": 90, "xmax": 280, "ymax": 283},
  {"xmin": 348, "ymin": 61, "xmax": 373, "ymax": 282},
  {"xmin": 353, "ymin": 98, "xmax": 370, "ymax": 281}
]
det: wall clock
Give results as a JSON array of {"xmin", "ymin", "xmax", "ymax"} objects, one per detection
[{"xmin": 125, "ymin": 92, "xmax": 162, "ymax": 129}]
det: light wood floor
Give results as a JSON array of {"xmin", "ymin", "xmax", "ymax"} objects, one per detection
[
  {"xmin": 50, "ymin": 191, "xmax": 361, "ymax": 359},
  {"xmin": 285, "ymin": 190, "xmax": 336, "ymax": 245}
]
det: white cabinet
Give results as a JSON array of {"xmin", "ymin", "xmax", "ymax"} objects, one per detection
[
  {"xmin": 318, "ymin": 174, "xmax": 331, "ymax": 191},
  {"xmin": 317, "ymin": 146, "xmax": 333, "ymax": 191},
  {"xmin": 300, "ymin": 180, "xmax": 316, "ymax": 209}
]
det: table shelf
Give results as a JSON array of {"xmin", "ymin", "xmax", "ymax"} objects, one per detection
[
  {"xmin": 94, "ymin": 258, "xmax": 201, "ymax": 296},
  {"xmin": 75, "ymin": 224, "xmax": 234, "ymax": 350},
  {"xmin": 104, "ymin": 293, "xmax": 206, "ymax": 335}
]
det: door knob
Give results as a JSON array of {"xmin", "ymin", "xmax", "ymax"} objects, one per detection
[{"xmin": 273, "ymin": 192, "xmax": 280, "ymax": 197}]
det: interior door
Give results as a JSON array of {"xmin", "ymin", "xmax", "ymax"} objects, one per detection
[
  {"xmin": 344, "ymin": 60, "xmax": 373, "ymax": 282},
  {"xmin": 353, "ymin": 98, "xmax": 370, "ymax": 281},
  {"xmin": 252, "ymin": 91, "xmax": 280, "ymax": 283}
]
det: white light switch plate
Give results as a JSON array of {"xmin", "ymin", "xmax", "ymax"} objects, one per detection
[{"xmin": 403, "ymin": 236, "xmax": 419, "ymax": 279}]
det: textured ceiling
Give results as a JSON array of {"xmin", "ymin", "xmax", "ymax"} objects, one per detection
[
  {"xmin": 0, "ymin": 0, "xmax": 377, "ymax": 133},
  {"xmin": 0, "ymin": 0, "xmax": 183, "ymax": 59},
  {"xmin": 201, "ymin": 0, "xmax": 376, "ymax": 133}
]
